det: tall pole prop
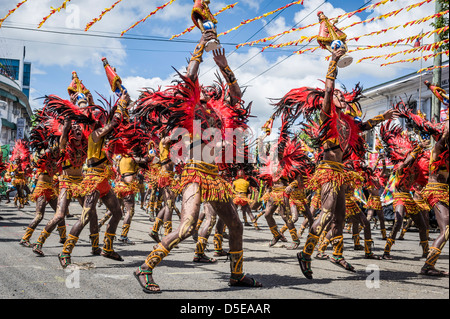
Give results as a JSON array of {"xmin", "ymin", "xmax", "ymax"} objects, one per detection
[{"xmin": 431, "ymin": 0, "xmax": 443, "ymax": 123}]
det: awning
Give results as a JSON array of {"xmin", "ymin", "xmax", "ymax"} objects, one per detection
[
  {"xmin": 1, "ymin": 118, "xmax": 16, "ymax": 130},
  {"xmin": 0, "ymin": 88, "xmax": 18, "ymax": 102}
]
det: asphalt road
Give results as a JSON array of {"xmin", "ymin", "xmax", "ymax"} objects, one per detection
[{"xmin": 0, "ymin": 198, "xmax": 448, "ymax": 307}]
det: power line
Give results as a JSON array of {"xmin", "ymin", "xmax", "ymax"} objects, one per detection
[
  {"xmin": 235, "ymin": 0, "xmax": 329, "ymax": 73},
  {"xmin": 0, "ymin": 23, "xmax": 268, "ymax": 48},
  {"xmin": 199, "ymin": 0, "xmax": 295, "ymax": 77},
  {"xmin": 243, "ymin": 0, "xmax": 375, "ymax": 86}
]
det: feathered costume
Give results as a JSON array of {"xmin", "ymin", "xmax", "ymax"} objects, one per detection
[
  {"xmin": 28, "ymin": 110, "xmax": 62, "ymax": 202},
  {"xmin": 394, "ymin": 101, "xmax": 448, "ymax": 208},
  {"xmin": 9, "ymin": 140, "xmax": 31, "ymax": 187},
  {"xmin": 38, "ymin": 95, "xmax": 93, "ymax": 199},
  {"xmin": 133, "ymin": 73, "xmax": 251, "ymax": 203},
  {"xmin": 272, "ymin": 84, "xmax": 366, "ymax": 195},
  {"xmin": 380, "ymin": 119, "xmax": 429, "ymax": 217},
  {"xmin": 107, "ymin": 120, "xmax": 151, "ymax": 199},
  {"xmin": 259, "ymin": 132, "xmax": 314, "ymax": 207}
]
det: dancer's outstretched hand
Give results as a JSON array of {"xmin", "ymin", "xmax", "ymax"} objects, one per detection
[
  {"xmin": 383, "ymin": 108, "xmax": 400, "ymax": 120},
  {"xmin": 212, "ymin": 48, "xmax": 228, "ymax": 69}
]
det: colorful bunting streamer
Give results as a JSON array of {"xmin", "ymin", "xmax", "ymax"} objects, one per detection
[
  {"xmin": 260, "ymin": 2, "xmax": 444, "ymax": 52},
  {"xmin": 293, "ymin": 46, "xmax": 320, "ymax": 55},
  {"xmin": 169, "ymin": 2, "xmax": 238, "ymax": 40},
  {"xmin": 85, "ymin": 0, "xmax": 124, "ymax": 31},
  {"xmin": 347, "ymin": 10, "xmax": 449, "ymax": 43},
  {"xmin": 38, "ymin": 0, "xmax": 72, "ymax": 28},
  {"xmin": 347, "ymin": 26, "xmax": 449, "ymax": 54},
  {"xmin": 356, "ymin": 40, "xmax": 449, "ymax": 63},
  {"xmin": 379, "ymin": 50, "xmax": 449, "ymax": 67},
  {"xmin": 417, "ymin": 64, "xmax": 449, "ymax": 74},
  {"xmin": 236, "ymin": 0, "xmax": 398, "ymax": 49},
  {"xmin": 0, "ymin": 0, "xmax": 28, "ymax": 28},
  {"xmin": 218, "ymin": 0, "xmax": 304, "ymax": 37},
  {"xmin": 120, "ymin": 0, "xmax": 178, "ymax": 37}
]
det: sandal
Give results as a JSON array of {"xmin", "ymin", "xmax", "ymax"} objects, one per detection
[
  {"xmin": 118, "ymin": 236, "xmax": 135, "ymax": 245},
  {"xmin": 101, "ymin": 250, "xmax": 124, "ymax": 261},
  {"xmin": 214, "ymin": 250, "xmax": 228, "ymax": 257},
  {"xmin": 32, "ymin": 243, "xmax": 45, "ymax": 257},
  {"xmin": 297, "ymin": 251, "xmax": 313, "ymax": 279},
  {"xmin": 286, "ymin": 241, "xmax": 300, "ymax": 250},
  {"xmin": 58, "ymin": 253, "xmax": 72, "ymax": 268},
  {"xmin": 91, "ymin": 247, "xmax": 102, "ymax": 256},
  {"xmin": 330, "ymin": 256, "xmax": 355, "ymax": 272},
  {"xmin": 229, "ymin": 274, "xmax": 262, "ymax": 287},
  {"xmin": 269, "ymin": 235, "xmax": 286, "ymax": 247},
  {"xmin": 133, "ymin": 267, "xmax": 162, "ymax": 294},
  {"xmin": 315, "ymin": 252, "xmax": 329, "ymax": 260},
  {"xmin": 193, "ymin": 254, "xmax": 217, "ymax": 263},
  {"xmin": 382, "ymin": 253, "xmax": 393, "ymax": 260},
  {"xmin": 420, "ymin": 266, "xmax": 449, "ymax": 277},
  {"xmin": 365, "ymin": 253, "xmax": 382, "ymax": 260},
  {"xmin": 19, "ymin": 239, "xmax": 32, "ymax": 248}
]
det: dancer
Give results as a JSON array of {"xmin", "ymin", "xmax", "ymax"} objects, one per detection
[
  {"xmin": 397, "ymin": 102, "xmax": 449, "ymax": 276},
  {"xmin": 344, "ymin": 158, "xmax": 380, "ymax": 259},
  {"xmin": 109, "ymin": 122, "xmax": 150, "ymax": 244},
  {"xmin": 31, "ymin": 96, "xmax": 94, "ymax": 256},
  {"xmin": 379, "ymin": 119, "xmax": 430, "ymax": 260},
  {"xmin": 8, "ymin": 141, "xmax": 31, "ymax": 209},
  {"xmin": 57, "ymin": 90, "xmax": 130, "ymax": 267},
  {"xmin": 259, "ymin": 133, "xmax": 314, "ymax": 250},
  {"xmin": 420, "ymin": 119, "xmax": 448, "ymax": 276},
  {"xmin": 149, "ymin": 131, "xmax": 177, "ymax": 243},
  {"xmin": 132, "ymin": 31, "xmax": 261, "ymax": 293},
  {"xmin": 232, "ymin": 169, "xmax": 260, "ymax": 230},
  {"xmin": 273, "ymin": 46, "xmax": 399, "ymax": 279},
  {"xmin": 20, "ymin": 116, "xmax": 61, "ymax": 247},
  {"xmin": 364, "ymin": 150, "xmax": 389, "ymax": 239}
]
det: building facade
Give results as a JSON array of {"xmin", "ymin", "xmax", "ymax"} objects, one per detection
[
  {"xmin": 359, "ymin": 61, "xmax": 449, "ymax": 150},
  {"xmin": 0, "ymin": 42, "xmax": 33, "ymax": 149}
]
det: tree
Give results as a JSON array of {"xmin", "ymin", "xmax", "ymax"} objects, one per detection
[{"xmin": 431, "ymin": 0, "xmax": 449, "ymax": 52}]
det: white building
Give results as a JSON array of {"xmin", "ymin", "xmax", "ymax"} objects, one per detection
[
  {"xmin": 359, "ymin": 61, "xmax": 449, "ymax": 150},
  {"xmin": 0, "ymin": 41, "xmax": 33, "ymax": 149}
]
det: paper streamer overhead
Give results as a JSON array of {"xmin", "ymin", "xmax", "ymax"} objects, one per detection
[
  {"xmin": 219, "ymin": 0, "xmax": 304, "ymax": 37},
  {"xmin": 38, "ymin": 0, "xmax": 72, "ymax": 28},
  {"xmin": 120, "ymin": 0, "xmax": 178, "ymax": 37},
  {"xmin": 236, "ymin": 0, "xmax": 400, "ymax": 49},
  {"xmin": 85, "ymin": 0, "xmax": 124, "ymax": 31},
  {"xmin": 0, "ymin": 0, "xmax": 28, "ymax": 28}
]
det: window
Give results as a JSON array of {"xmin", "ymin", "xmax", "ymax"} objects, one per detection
[
  {"xmin": 22, "ymin": 88, "xmax": 30, "ymax": 98},
  {"xmin": 0, "ymin": 99, "xmax": 7, "ymax": 110},
  {"xmin": 23, "ymin": 62, "xmax": 31, "ymax": 87},
  {"xmin": 0, "ymin": 58, "xmax": 20, "ymax": 80}
]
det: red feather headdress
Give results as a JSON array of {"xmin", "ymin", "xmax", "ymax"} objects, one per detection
[
  {"xmin": 379, "ymin": 119, "xmax": 416, "ymax": 166},
  {"xmin": 10, "ymin": 140, "xmax": 31, "ymax": 171}
]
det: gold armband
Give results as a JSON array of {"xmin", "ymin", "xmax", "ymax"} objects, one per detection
[
  {"xmin": 190, "ymin": 43, "xmax": 205, "ymax": 63},
  {"xmin": 367, "ymin": 114, "xmax": 385, "ymax": 127},
  {"xmin": 410, "ymin": 146, "xmax": 423, "ymax": 159},
  {"xmin": 326, "ymin": 60, "xmax": 338, "ymax": 80}
]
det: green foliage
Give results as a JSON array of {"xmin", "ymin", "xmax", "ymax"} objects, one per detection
[{"xmin": 431, "ymin": 0, "xmax": 449, "ymax": 52}]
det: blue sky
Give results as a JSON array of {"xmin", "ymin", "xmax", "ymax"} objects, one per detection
[{"xmin": 0, "ymin": 0, "xmax": 445, "ymax": 131}]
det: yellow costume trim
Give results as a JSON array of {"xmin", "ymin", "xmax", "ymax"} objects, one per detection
[{"xmin": 180, "ymin": 160, "xmax": 232, "ymax": 203}]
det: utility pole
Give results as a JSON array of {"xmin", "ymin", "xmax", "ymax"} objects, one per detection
[{"xmin": 431, "ymin": 0, "xmax": 443, "ymax": 123}]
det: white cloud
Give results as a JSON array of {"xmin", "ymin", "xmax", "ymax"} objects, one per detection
[{"xmin": 1, "ymin": 0, "xmax": 446, "ymax": 130}]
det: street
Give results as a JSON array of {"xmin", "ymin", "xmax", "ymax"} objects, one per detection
[{"xmin": 0, "ymin": 199, "xmax": 448, "ymax": 305}]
